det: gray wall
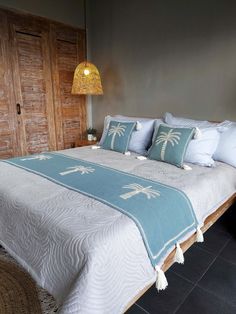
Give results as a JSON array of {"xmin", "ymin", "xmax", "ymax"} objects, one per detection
[
  {"xmin": 90, "ymin": 0, "xmax": 236, "ymax": 131},
  {"xmin": 0, "ymin": 0, "xmax": 84, "ymax": 28}
]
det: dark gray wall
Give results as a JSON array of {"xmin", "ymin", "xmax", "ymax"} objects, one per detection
[
  {"xmin": 0, "ymin": 0, "xmax": 84, "ymax": 28},
  {"xmin": 90, "ymin": 0, "xmax": 236, "ymax": 130}
]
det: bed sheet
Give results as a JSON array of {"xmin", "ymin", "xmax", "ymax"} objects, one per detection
[{"xmin": 0, "ymin": 147, "xmax": 235, "ymax": 314}]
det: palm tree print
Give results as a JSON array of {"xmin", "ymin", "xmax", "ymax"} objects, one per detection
[
  {"xmin": 155, "ymin": 129, "xmax": 181, "ymax": 160},
  {"xmin": 60, "ymin": 165, "xmax": 95, "ymax": 176},
  {"xmin": 21, "ymin": 154, "xmax": 52, "ymax": 161},
  {"xmin": 108, "ymin": 123, "xmax": 126, "ymax": 149},
  {"xmin": 120, "ymin": 183, "xmax": 160, "ymax": 200}
]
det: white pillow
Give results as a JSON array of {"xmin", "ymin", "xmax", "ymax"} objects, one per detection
[
  {"xmin": 164, "ymin": 112, "xmax": 217, "ymax": 128},
  {"xmin": 185, "ymin": 128, "xmax": 220, "ymax": 167},
  {"xmin": 99, "ymin": 115, "xmax": 160, "ymax": 155},
  {"xmin": 115, "ymin": 115, "xmax": 154, "ymax": 121},
  {"xmin": 214, "ymin": 121, "xmax": 236, "ymax": 168}
]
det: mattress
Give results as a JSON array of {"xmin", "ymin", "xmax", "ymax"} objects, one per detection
[{"xmin": 0, "ymin": 147, "xmax": 235, "ymax": 314}]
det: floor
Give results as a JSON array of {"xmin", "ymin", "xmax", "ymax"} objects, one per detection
[
  {"xmin": 0, "ymin": 246, "xmax": 58, "ymax": 314},
  {"xmin": 126, "ymin": 203, "xmax": 236, "ymax": 314}
]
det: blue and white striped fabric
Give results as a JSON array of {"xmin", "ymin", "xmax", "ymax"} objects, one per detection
[{"xmin": 4, "ymin": 152, "xmax": 199, "ymax": 268}]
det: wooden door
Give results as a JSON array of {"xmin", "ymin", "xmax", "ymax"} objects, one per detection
[
  {"xmin": 8, "ymin": 13, "xmax": 57, "ymax": 155},
  {"xmin": 0, "ymin": 12, "xmax": 19, "ymax": 158},
  {"xmin": 50, "ymin": 24, "xmax": 87, "ymax": 150}
]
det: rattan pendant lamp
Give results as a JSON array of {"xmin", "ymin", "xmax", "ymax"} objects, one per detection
[{"xmin": 71, "ymin": 0, "xmax": 103, "ymax": 95}]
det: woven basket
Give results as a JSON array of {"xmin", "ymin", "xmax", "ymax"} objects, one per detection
[{"xmin": 0, "ymin": 258, "xmax": 42, "ymax": 314}]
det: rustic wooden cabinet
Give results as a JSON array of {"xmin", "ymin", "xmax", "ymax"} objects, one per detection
[
  {"xmin": 50, "ymin": 24, "xmax": 87, "ymax": 150},
  {"xmin": 0, "ymin": 12, "xmax": 18, "ymax": 158},
  {"xmin": 0, "ymin": 8, "xmax": 86, "ymax": 158}
]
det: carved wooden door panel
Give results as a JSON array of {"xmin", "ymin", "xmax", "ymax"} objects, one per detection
[
  {"xmin": 50, "ymin": 24, "xmax": 87, "ymax": 149},
  {"xmin": 0, "ymin": 12, "xmax": 19, "ymax": 158},
  {"xmin": 8, "ymin": 14, "xmax": 57, "ymax": 155},
  {"xmin": 0, "ymin": 9, "xmax": 87, "ymax": 157}
]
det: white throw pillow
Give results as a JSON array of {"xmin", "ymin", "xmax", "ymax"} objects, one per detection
[
  {"xmin": 214, "ymin": 121, "xmax": 236, "ymax": 168},
  {"xmin": 164, "ymin": 112, "xmax": 217, "ymax": 128},
  {"xmin": 185, "ymin": 128, "xmax": 220, "ymax": 167}
]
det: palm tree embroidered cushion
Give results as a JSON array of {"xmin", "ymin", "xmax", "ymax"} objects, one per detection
[
  {"xmin": 163, "ymin": 112, "xmax": 221, "ymax": 167},
  {"xmin": 151, "ymin": 120, "xmax": 220, "ymax": 167},
  {"xmin": 148, "ymin": 124, "xmax": 195, "ymax": 168},
  {"xmin": 102, "ymin": 121, "xmax": 136, "ymax": 153},
  {"xmin": 99, "ymin": 115, "xmax": 162, "ymax": 155}
]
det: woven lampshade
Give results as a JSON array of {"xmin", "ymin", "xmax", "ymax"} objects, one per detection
[{"xmin": 71, "ymin": 61, "xmax": 103, "ymax": 95}]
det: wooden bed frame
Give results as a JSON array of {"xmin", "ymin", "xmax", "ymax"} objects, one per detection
[{"xmin": 125, "ymin": 192, "xmax": 236, "ymax": 312}]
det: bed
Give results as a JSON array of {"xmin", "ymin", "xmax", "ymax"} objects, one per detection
[{"xmin": 0, "ymin": 145, "xmax": 236, "ymax": 314}]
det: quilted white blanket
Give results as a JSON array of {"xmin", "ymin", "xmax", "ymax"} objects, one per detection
[{"xmin": 0, "ymin": 147, "xmax": 235, "ymax": 314}]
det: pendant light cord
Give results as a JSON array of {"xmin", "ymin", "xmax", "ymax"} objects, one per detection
[{"xmin": 84, "ymin": 0, "xmax": 88, "ymax": 66}]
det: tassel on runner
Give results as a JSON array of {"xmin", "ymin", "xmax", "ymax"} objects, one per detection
[
  {"xmin": 174, "ymin": 242, "xmax": 184, "ymax": 264},
  {"xmin": 155, "ymin": 266, "xmax": 168, "ymax": 291},
  {"xmin": 196, "ymin": 226, "xmax": 204, "ymax": 242}
]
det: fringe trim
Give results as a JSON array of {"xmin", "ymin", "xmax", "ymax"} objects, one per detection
[
  {"xmin": 155, "ymin": 266, "xmax": 168, "ymax": 291},
  {"xmin": 196, "ymin": 226, "xmax": 204, "ymax": 242},
  {"xmin": 174, "ymin": 242, "xmax": 184, "ymax": 264}
]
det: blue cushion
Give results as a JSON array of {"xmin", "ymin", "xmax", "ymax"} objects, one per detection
[
  {"xmin": 148, "ymin": 124, "xmax": 195, "ymax": 168},
  {"xmin": 99, "ymin": 115, "xmax": 112, "ymax": 144},
  {"xmin": 102, "ymin": 121, "xmax": 136, "ymax": 153},
  {"xmin": 100, "ymin": 115, "xmax": 160, "ymax": 155},
  {"xmin": 157, "ymin": 124, "xmax": 220, "ymax": 167},
  {"xmin": 163, "ymin": 114, "xmax": 221, "ymax": 167},
  {"xmin": 214, "ymin": 121, "xmax": 236, "ymax": 168}
]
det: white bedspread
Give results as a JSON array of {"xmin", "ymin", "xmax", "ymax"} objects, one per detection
[{"xmin": 0, "ymin": 147, "xmax": 235, "ymax": 314}]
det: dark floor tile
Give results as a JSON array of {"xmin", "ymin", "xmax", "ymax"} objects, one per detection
[
  {"xmin": 212, "ymin": 219, "xmax": 232, "ymax": 236},
  {"xmin": 125, "ymin": 303, "xmax": 149, "ymax": 314},
  {"xmin": 220, "ymin": 238, "xmax": 236, "ymax": 265},
  {"xmin": 176, "ymin": 286, "xmax": 236, "ymax": 314},
  {"xmin": 197, "ymin": 226, "xmax": 231, "ymax": 255},
  {"xmin": 198, "ymin": 257, "xmax": 236, "ymax": 306},
  {"xmin": 136, "ymin": 271, "xmax": 193, "ymax": 313},
  {"xmin": 171, "ymin": 245, "xmax": 215, "ymax": 283},
  {"xmin": 213, "ymin": 204, "xmax": 236, "ymax": 238}
]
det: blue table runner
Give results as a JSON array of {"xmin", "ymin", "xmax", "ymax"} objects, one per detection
[{"xmin": 4, "ymin": 152, "xmax": 198, "ymax": 268}]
